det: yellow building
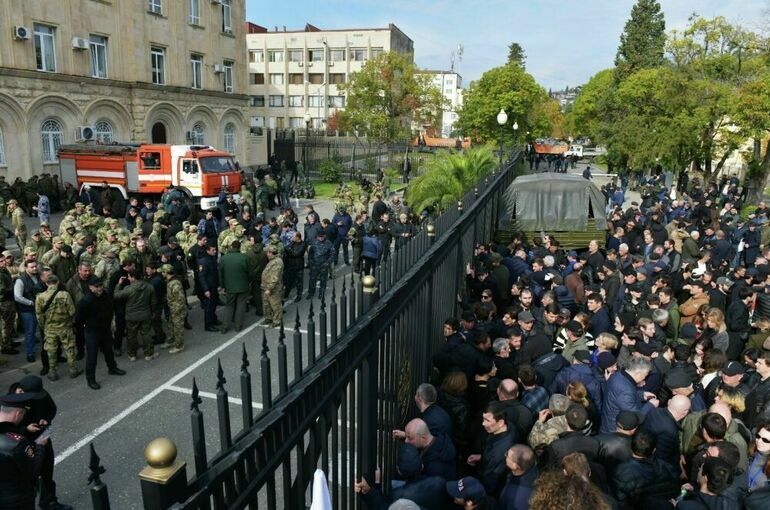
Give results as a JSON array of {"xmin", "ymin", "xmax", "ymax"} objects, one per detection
[{"xmin": 0, "ymin": 0, "xmax": 264, "ymax": 179}]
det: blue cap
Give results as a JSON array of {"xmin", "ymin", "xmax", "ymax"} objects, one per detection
[
  {"xmin": 446, "ymin": 477, "xmax": 486, "ymax": 503},
  {"xmin": 396, "ymin": 444, "xmax": 422, "ymax": 478}
]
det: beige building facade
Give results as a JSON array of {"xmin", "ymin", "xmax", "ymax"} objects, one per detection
[
  {"xmin": 419, "ymin": 70, "xmax": 463, "ymax": 137},
  {"xmin": 245, "ymin": 23, "xmax": 413, "ymax": 132},
  {"xmin": 0, "ymin": 0, "xmax": 266, "ymax": 180}
]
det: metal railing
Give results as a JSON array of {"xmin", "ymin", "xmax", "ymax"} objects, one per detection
[{"xmin": 87, "ymin": 150, "xmax": 524, "ymax": 510}]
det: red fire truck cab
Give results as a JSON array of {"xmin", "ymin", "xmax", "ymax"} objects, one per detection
[{"xmin": 58, "ymin": 143, "xmax": 242, "ymax": 210}]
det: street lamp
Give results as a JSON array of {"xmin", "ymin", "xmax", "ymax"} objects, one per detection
[
  {"xmin": 496, "ymin": 109, "xmax": 507, "ymax": 167},
  {"xmin": 304, "ymin": 111, "xmax": 311, "ymax": 174},
  {"xmin": 512, "ymin": 121, "xmax": 519, "ymax": 149}
]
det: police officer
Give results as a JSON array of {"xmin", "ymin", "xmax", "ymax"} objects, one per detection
[
  {"xmin": 0, "ymin": 392, "xmax": 48, "ymax": 510},
  {"xmin": 307, "ymin": 230, "xmax": 333, "ymax": 300},
  {"xmin": 74, "ymin": 276, "xmax": 126, "ymax": 390},
  {"xmin": 35, "ymin": 275, "xmax": 81, "ymax": 381},
  {"xmin": 161, "ymin": 264, "xmax": 187, "ymax": 354},
  {"xmin": 261, "ymin": 246, "xmax": 284, "ymax": 327}
]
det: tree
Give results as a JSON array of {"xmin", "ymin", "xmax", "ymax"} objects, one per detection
[
  {"xmin": 567, "ymin": 69, "xmax": 615, "ymax": 142},
  {"xmin": 337, "ymin": 52, "xmax": 445, "ymax": 147},
  {"xmin": 615, "ymin": 0, "xmax": 666, "ymax": 80},
  {"xmin": 507, "ymin": 43, "xmax": 526, "ymax": 68},
  {"xmin": 456, "ymin": 64, "xmax": 552, "ymax": 142},
  {"xmin": 734, "ymin": 69, "xmax": 770, "ymax": 201}
]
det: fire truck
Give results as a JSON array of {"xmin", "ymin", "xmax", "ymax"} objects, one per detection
[{"xmin": 58, "ymin": 144, "xmax": 242, "ymax": 210}]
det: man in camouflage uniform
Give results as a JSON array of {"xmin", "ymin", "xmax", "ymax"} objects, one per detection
[
  {"xmin": 0, "ymin": 253, "xmax": 16, "ymax": 355},
  {"xmin": 35, "ymin": 274, "xmax": 82, "ymax": 380},
  {"xmin": 8, "ymin": 199, "xmax": 26, "ymax": 250},
  {"xmin": 261, "ymin": 245, "xmax": 284, "ymax": 327},
  {"xmin": 246, "ymin": 233, "xmax": 267, "ymax": 316},
  {"xmin": 27, "ymin": 230, "xmax": 50, "ymax": 260},
  {"xmin": 113, "ymin": 269, "xmax": 157, "ymax": 361},
  {"xmin": 161, "ymin": 264, "xmax": 186, "ymax": 354},
  {"xmin": 307, "ymin": 230, "xmax": 333, "ymax": 300}
]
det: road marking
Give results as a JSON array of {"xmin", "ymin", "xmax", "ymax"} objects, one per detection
[
  {"xmin": 165, "ymin": 384, "xmax": 263, "ymax": 409},
  {"xmin": 54, "ymin": 318, "xmax": 267, "ymax": 465}
]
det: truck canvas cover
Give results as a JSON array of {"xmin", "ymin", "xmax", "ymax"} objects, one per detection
[{"xmin": 504, "ymin": 173, "xmax": 608, "ymax": 232}]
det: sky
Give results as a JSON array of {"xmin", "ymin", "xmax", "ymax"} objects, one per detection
[{"xmin": 245, "ymin": 0, "xmax": 768, "ymax": 90}]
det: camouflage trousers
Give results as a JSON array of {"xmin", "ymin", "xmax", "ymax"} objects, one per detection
[
  {"xmin": 263, "ymin": 288, "xmax": 283, "ymax": 326},
  {"xmin": 16, "ymin": 228, "xmax": 26, "ymax": 251},
  {"xmin": 44, "ymin": 327, "xmax": 76, "ymax": 370},
  {"xmin": 0, "ymin": 301, "xmax": 15, "ymax": 349},
  {"xmin": 167, "ymin": 309, "xmax": 185, "ymax": 349},
  {"xmin": 126, "ymin": 320, "xmax": 153, "ymax": 358}
]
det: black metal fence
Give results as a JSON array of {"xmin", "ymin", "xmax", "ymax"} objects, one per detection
[{"xmin": 87, "ymin": 151, "xmax": 523, "ymax": 510}]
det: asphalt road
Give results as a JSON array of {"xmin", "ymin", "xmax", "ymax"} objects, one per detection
[{"xmin": 0, "ymin": 196, "xmax": 350, "ymax": 510}]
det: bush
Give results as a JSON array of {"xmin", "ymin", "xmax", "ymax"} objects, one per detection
[
  {"xmin": 741, "ymin": 204, "xmax": 758, "ymax": 220},
  {"xmin": 319, "ymin": 158, "xmax": 344, "ymax": 183}
]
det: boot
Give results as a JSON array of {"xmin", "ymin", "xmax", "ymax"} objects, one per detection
[
  {"xmin": 184, "ymin": 319, "xmax": 192, "ymax": 330},
  {"xmin": 69, "ymin": 366, "xmax": 83, "ymax": 378},
  {"xmin": 47, "ymin": 370, "xmax": 59, "ymax": 381}
]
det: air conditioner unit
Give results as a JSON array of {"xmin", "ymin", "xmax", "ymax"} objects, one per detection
[
  {"xmin": 213, "ymin": 64, "xmax": 225, "ymax": 73},
  {"xmin": 72, "ymin": 37, "xmax": 89, "ymax": 50},
  {"xmin": 75, "ymin": 126, "xmax": 96, "ymax": 141},
  {"xmin": 13, "ymin": 26, "xmax": 30, "ymax": 40},
  {"xmin": 307, "ymin": 62, "xmax": 313, "ymax": 67}
]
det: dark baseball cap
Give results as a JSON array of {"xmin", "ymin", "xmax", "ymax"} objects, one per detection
[
  {"xmin": 635, "ymin": 342, "xmax": 656, "ymax": 357},
  {"xmin": 87, "ymin": 276, "xmax": 104, "ymax": 287},
  {"xmin": 0, "ymin": 392, "xmax": 35, "ymax": 408},
  {"xmin": 517, "ymin": 310, "xmax": 535, "ymax": 323},
  {"xmin": 616, "ymin": 410, "xmax": 639, "ymax": 431},
  {"xmin": 13, "ymin": 375, "xmax": 49, "ymax": 400},
  {"xmin": 573, "ymin": 350, "xmax": 591, "ymax": 364},
  {"xmin": 565, "ymin": 320, "xmax": 584, "ymax": 336},
  {"xmin": 597, "ymin": 352, "xmax": 617, "ymax": 370},
  {"xmin": 722, "ymin": 361, "xmax": 745, "ymax": 377},
  {"xmin": 665, "ymin": 369, "xmax": 692, "ymax": 390},
  {"xmin": 446, "ymin": 477, "xmax": 486, "ymax": 504}
]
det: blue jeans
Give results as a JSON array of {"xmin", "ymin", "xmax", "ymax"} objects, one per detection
[{"xmin": 19, "ymin": 311, "xmax": 37, "ymax": 357}]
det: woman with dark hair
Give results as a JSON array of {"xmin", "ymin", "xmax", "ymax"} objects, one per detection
[
  {"xmin": 437, "ymin": 371, "xmax": 470, "ymax": 454},
  {"xmin": 529, "ymin": 469, "xmax": 611, "ymax": 510}
]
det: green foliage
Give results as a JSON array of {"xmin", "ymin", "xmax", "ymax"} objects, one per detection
[
  {"xmin": 337, "ymin": 52, "xmax": 445, "ymax": 146},
  {"xmin": 615, "ymin": 0, "xmax": 666, "ymax": 80},
  {"xmin": 456, "ymin": 64, "xmax": 554, "ymax": 142},
  {"xmin": 318, "ymin": 158, "xmax": 344, "ymax": 183},
  {"xmin": 741, "ymin": 204, "xmax": 758, "ymax": 220},
  {"xmin": 507, "ymin": 43, "xmax": 526, "ymax": 68},
  {"xmin": 405, "ymin": 147, "xmax": 496, "ymax": 215},
  {"xmin": 567, "ymin": 69, "xmax": 615, "ymax": 141}
]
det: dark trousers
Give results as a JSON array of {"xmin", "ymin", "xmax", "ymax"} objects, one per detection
[
  {"xmin": 286, "ymin": 269, "xmax": 303, "ymax": 298},
  {"xmin": 363, "ymin": 257, "xmax": 377, "ymax": 275},
  {"xmin": 203, "ymin": 291, "xmax": 218, "ymax": 327},
  {"xmin": 113, "ymin": 304, "xmax": 126, "ymax": 350},
  {"xmin": 38, "ymin": 440, "xmax": 57, "ymax": 507},
  {"xmin": 75, "ymin": 323, "xmax": 85, "ymax": 357},
  {"xmin": 85, "ymin": 330, "xmax": 117, "ymax": 381},
  {"xmin": 334, "ymin": 238, "xmax": 350, "ymax": 265}
]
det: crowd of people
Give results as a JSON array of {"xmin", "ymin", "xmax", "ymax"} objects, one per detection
[{"xmin": 356, "ymin": 172, "xmax": 770, "ymax": 509}]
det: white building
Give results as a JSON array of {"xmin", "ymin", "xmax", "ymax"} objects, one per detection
[
  {"xmin": 419, "ymin": 70, "xmax": 463, "ymax": 137},
  {"xmin": 245, "ymin": 23, "xmax": 413, "ymax": 132}
]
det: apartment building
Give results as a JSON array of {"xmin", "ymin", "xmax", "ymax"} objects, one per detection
[
  {"xmin": 245, "ymin": 23, "xmax": 413, "ymax": 132},
  {"xmin": 419, "ymin": 70, "xmax": 463, "ymax": 137},
  {"xmin": 0, "ymin": 0, "xmax": 258, "ymax": 179}
]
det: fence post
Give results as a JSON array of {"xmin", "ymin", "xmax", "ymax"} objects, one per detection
[
  {"xmin": 138, "ymin": 438, "xmax": 188, "ymax": 510},
  {"xmin": 189, "ymin": 378, "xmax": 207, "ymax": 476},
  {"xmin": 88, "ymin": 443, "xmax": 110, "ymax": 510},
  {"xmin": 360, "ymin": 275, "xmax": 379, "ymax": 487},
  {"xmin": 427, "ymin": 223, "xmax": 436, "ymax": 246},
  {"xmin": 362, "ymin": 275, "xmax": 378, "ymax": 312}
]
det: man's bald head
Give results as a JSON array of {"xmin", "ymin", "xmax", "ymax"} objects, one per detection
[
  {"xmin": 404, "ymin": 418, "xmax": 432, "ymax": 449},
  {"xmin": 497, "ymin": 379, "xmax": 519, "ymax": 400},
  {"xmin": 709, "ymin": 402, "xmax": 732, "ymax": 426},
  {"xmin": 668, "ymin": 395, "xmax": 692, "ymax": 421}
]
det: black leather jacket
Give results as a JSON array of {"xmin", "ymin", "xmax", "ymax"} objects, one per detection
[{"xmin": 0, "ymin": 421, "xmax": 44, "ymax": 508}]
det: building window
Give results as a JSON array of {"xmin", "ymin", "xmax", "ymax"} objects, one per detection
[
  {"xmin": 308, "ymin": 95, "xmax": 323, "ymax": 108},
  {"xmin": 191, "ymin": 54, "xmax": 203, "ymax": 89},
  {"xmin": 149, "ymin": 0, "xmax": 162, "ymax": 14},
  {"xmin": 151, "ymin": 46, "xmax": 165, "ymax": 85},
  {"xmin": 289, "ymin": 73, "xmax": 304, "ymax": 85},
  {"xmin": 250, "ymin": 116, "xmax": 265, "ymax": 127},
  {"xmin": 329, "ymin": 73, "xmax": 346, "ymax": 85},
  {"xmin": 350, "ymin": 48, "xmax": 366, "ymax": 62},
  {"xmin": 289, "ymin": 117, "xmax": 304, "ymax": 129},
  {"xmin": 190, "ymin": 122, "xmax": 205, "ymax": 145},
  {"xmin": 221, "ymin": 0, "xmax": 232, "ymax": 33},
  {"xmin": 94, "ymin": 120, "xmax": 113, "ymax": 143},
  {"xmin": 89, "ymin": 35, "xmax": 108, "ymax": 79},
  {"xmin": 329, "ymin": 49, "xmax": 346, "ymax": 62},
  {"xmin": 189, "ymin": 0, "xmax": 200, "ymax": 24},
  {"xmin": 249, "ymin": 95, "xmax": 265, "ymax": 107},
  {"xmin": 269, "ymin": 73, "xmax": 284, "ymax": 85},
  {"xmin": 0, "ymin": 129, "xmax": 5, "ymax": 166},
  {"xmin": 311, "ymin": 118, "xmax": 324, "ymax": 129},
  {"xmin": 250, "ymin": 73, "xmax": 265, "ymax": 85},
  {"xmin": 268, "ymin": 95, "xmax": 284, "ymax": 107},
  {"xmin": 249, "ymin": 50, "xmax": 264, "ymax": 63},
  {"xmin": 33, "ymin": 24, "xmax": 56, "ymax": 72},
  {"xmin": 268, "ymin": 50, "xmax": 284, "ymax": 63},
  {"xmin": 223, "ymin": 60, "xmax": 233, "ymax": 93},
  {"xmin": 223, "ymin": 123, "xmax": 235, "ymax": 154},
  {"xmin": 308, "ymin": 49, "xmax": 324, "ymax": 62},
  {"xmin": 41, "ymin": 119, "xmax": 63, "ymax": 163},
  {"xmin": 328, "ymin": 96, "xmax": 345, "ymax": 108},
  {"xmin": 288, "ymin": 95, "xmax": 304, "ymax": 107},
  {"xmin": 308, "ymin": 73, "xmax": 324, "ymax": 85},
  {"xmin": 288, "ymin": 49, "xmax": 303, "ymax": 63},
  {"xmin": 370, "ymin": 48, "xmax": 384, "ymax": 59}
]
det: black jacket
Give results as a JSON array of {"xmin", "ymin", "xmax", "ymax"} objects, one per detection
[
  {"xmin": 422, "ymin": 405, "xmax": 452, "ymax": 438},
  {"xmin": 0, "ymin": 421, "xmax": 44, "ymax": 508},
  {"xmin": 641, "ymin": 407, "xmax": 681, "ymax": 465},
  {"xmin": 480, "ymin": 429, "xmax": 516, "ymax": 496},
  {"xmin": 499, "ymin": 398, "xmax": 535, "ymax": 438},
  {"xmin": 596, "ymin": 432, "xmax": 633, "ymax": 473},
  {"xmin": 422, "ymin": 432, "xmax": 457, "ymax": 481},
  {"xmin": 745, "ymin": 377, "xmax": 770, "ymax": 430},
  {"xmin": 612, "ymin": 457, "xmax": 679, "ymax": 507},
  {"xmin": 437, "ymin": 391, "xmax": 470, "ymax": 447},
  {"xmin": 75, "ymin": 291, "xmax": 115, "ymax": 333},
  {"xmin": 544, "ymin": 430, "xmax": 600, "ymax": 467},
  {"xmin": 362, "ymin": 475, "xmax": 448, "ymax": 510}
]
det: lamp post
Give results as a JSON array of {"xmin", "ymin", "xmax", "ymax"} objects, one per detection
[
  {"xmin": 303, "ymin": 111, "xmax": 311, "ymax": 174},
  {"xmin": 512, "ymin": 121, "xmax": 519, "ymax": 151},
  {"xmin": 496, "ymin": 109, "xmax": 507, "ymax": 168}
]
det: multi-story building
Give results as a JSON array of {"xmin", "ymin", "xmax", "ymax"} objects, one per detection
[
  {"xmin": 245, "ymin": 23, "xmax": 413, "ymax": 132},
  {"xmin": 0, "ymin": 0, "xmax": 258, "ymax": 179},
  {"xmin": 419, "ymin": 70, "xmax": 463, "ymax": 137}
]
